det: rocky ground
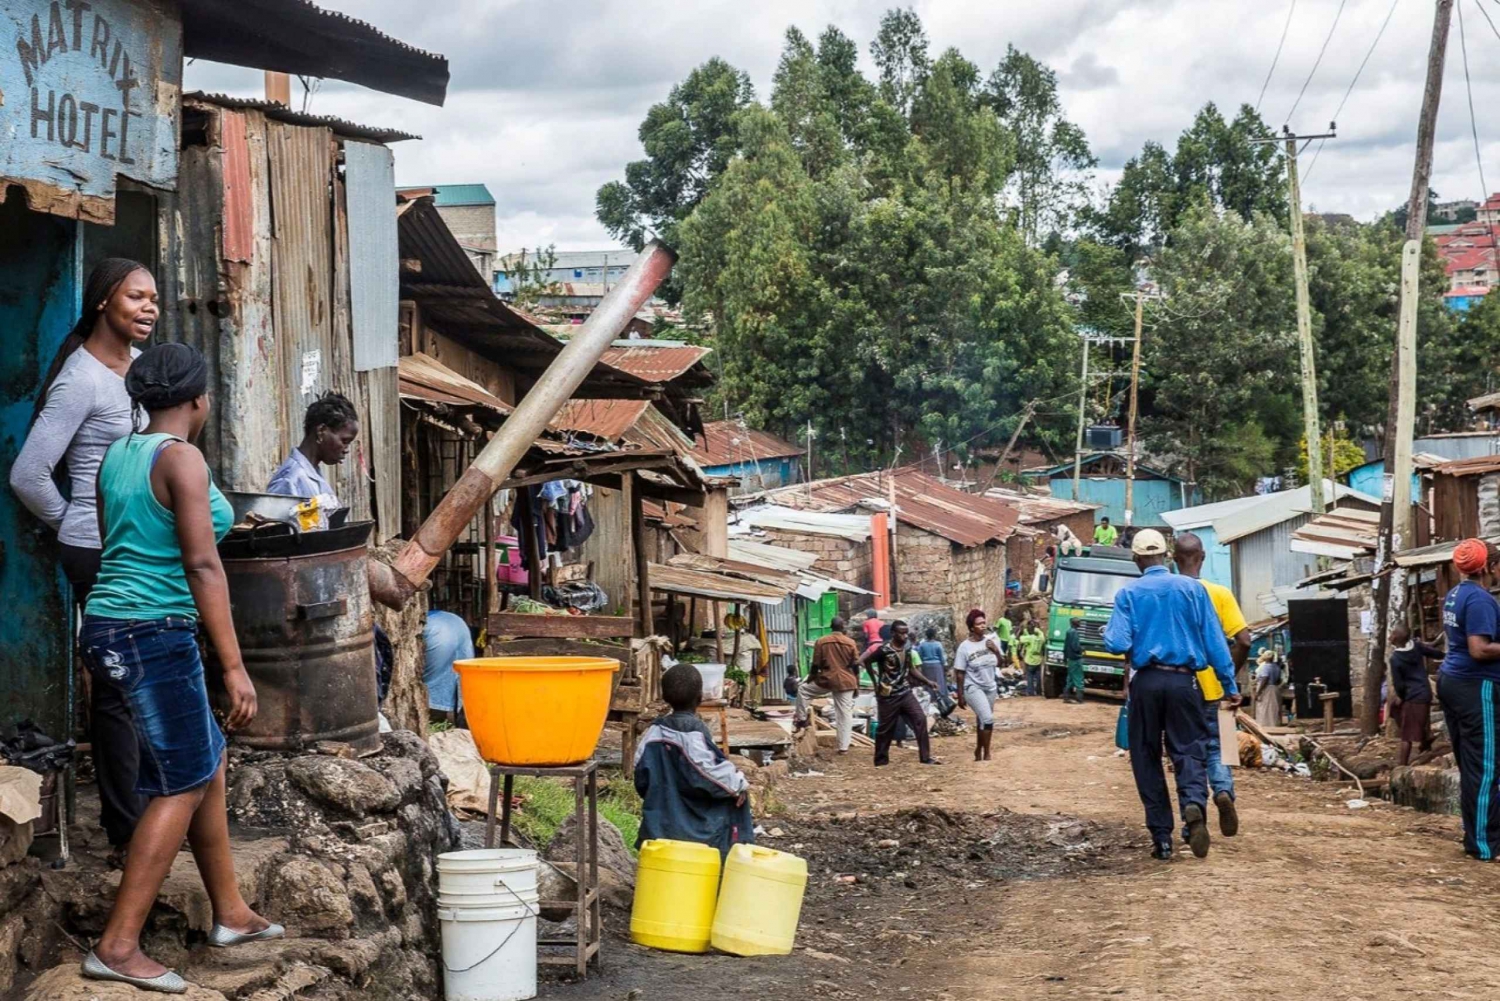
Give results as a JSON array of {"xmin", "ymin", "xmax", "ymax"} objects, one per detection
[{"xmin": 540, "ymin": 697, "xmax": 1500, "ymax": 1001}]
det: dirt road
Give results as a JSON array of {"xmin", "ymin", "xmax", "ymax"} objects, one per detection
[{"xmin": 546, "ymin": 697, "xmax": 1500, "ymax": 1001}]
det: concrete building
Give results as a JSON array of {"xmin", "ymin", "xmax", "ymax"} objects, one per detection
[{"xmin": 397, "ymin": 183, "xmax": 497, "ymax": 279}]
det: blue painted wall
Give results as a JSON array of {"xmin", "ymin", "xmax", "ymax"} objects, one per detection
[
  {"xmin": 1444, "ymin": 293, "xmax": 1487, "ymax": 313},
  {"xmin": 1048, "ymin": 476, "xmax": 1198, "ymax": 528},
  {"xmin": 0, "ymin": 197, "xmax": 78, "ymax": 737},
  {"xmin": 1195, "ymin": 524, "xmax": 1234, "ymax": 592},
  {"xmin": 703, "ymin": 457, "xmax": 799, "ymax": 494},
  {"xmin": 1348, "ymin": 460, "xmax": 1419, "ymax": 500}
]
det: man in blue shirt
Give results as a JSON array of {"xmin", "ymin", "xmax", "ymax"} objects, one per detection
[
  {"xmin": 1104, "ymin": 529, "xmax": 1235, "ymax": 861},
  {"xmin": 1436, "ymin": 538, "xmax": 1500, "ymax": 861}
]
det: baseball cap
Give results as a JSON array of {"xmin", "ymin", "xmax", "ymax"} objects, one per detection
[{"xmin": 1131, "ymin": 528, "xmax": 1168, "ymax": 556}]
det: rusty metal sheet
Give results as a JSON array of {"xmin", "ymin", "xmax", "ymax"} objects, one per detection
[
  {"xmin": 345, "ymin": 140, "xmax": 399, "ymax": 372},
  {"xmin": 768, "ymin": 468, "xmax": 1019, "ymax": 548},
  {"xmin": 186, "ymin": 92, "xmax": 418, "ymax": 143},
  {"xmin": 647, "ymin": 563, "xmax": 790, "ymax": 605},
  {"xmin": 219, "ymin": 108, "xmax": 253, "ymax": 263},
  {"xmin": 1, "ymin": 0, "xmax": 182, "ymax": 223},
  {"xmin": 551, "ymin": 399, "xmax": 650, "ymax": 442},
  {"xmin": 598, "ymin": 343, "xmax": 713, "ymax": 386},
  {"xmin": 689, "ymin": 419, "xmax": 803, "ymax": 467}
]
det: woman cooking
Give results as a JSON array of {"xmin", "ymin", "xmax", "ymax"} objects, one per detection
[
  {"xmin": 266, "ymin": 391, "xmax": 360, "ymax": 515},
  {"xmin": 9, "ymin": 258, "xmax": 157, "ymax": 857},
  {"xmin": 80, "ymin": 343, "xmax": 279, "ymax": 991},
  {"xmin": 954, "ymin": 609, "xmax": 1005, "ymax": 762}
]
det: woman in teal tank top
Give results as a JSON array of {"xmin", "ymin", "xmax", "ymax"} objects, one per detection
[{"xmin": 78, "ymin": 344, "xmax": 280, "ymax": 993}]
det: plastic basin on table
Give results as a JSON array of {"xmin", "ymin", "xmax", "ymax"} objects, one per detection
[{"xmin": 454, "ymin": 656, "xmax": 620, "ymax": 766}]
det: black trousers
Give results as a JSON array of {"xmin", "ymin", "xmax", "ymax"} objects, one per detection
[
  {"xmin": 62, "ymin": 543, "xmax": 146, "ymax": 848},
  {"xmin": 874, "ymin": 691, "xmax": 931, "ymax": 765},
  {"xmin": 1437, "ymin": 673, "xmax": 1500, "ymax": 860},
  {"xmin": 1126, "ymin": 668, "xmax": 1209, "ymax": 843}
]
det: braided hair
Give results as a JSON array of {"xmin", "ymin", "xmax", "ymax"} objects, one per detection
[{"xmin": 303, "ymin": 391, "xmax": 358, "ymax": 437}]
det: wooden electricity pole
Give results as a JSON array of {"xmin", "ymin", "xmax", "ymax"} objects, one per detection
[
  {"xmin": 1365, "ymin": 0, "xmax": 1454, "ymax": 735},
  {"xmin": 1073, "ymin": 333, "xmax": 1091, "ymax": 497},
  {"xmin": 1124, "ymin": 291, "xmax": 1145, "ymax": 525},
  {"xmin": 1285, "ymin": 128, "xmax": 1330, "ymax": 517}
]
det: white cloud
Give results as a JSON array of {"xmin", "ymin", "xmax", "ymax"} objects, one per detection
[{"xmin": 185, "ymin": 0, "xmax": 1500, "ymax": 251}]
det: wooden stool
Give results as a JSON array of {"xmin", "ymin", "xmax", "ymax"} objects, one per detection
[
  {"xmin": 699, "ymin": 699, "xmax": 730, "ymax": 753},
  {"xmin": 1320, "ymin": 692, "xmax": 1340, "ymax": 734},
  {"xmin": 484, "ymin": 761, "xmax": 601, "ymax": 978}
]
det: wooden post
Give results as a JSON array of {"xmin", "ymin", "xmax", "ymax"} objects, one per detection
[
  {"xmin": 631, "ymin": 475, "xmax": 652, "ymax": 638},
  {"xmin": 1366, "ymin": 0, "xmax": 1455, "ymax": 735},
  {"xmin": 1124, "ymin": 292, "xmax": 1144, "ymax": 525},
  {"xmin": 1286, "ymin": 135, "xmax": 1326, "ymax": 519},
  {"xmin": 712, "ymin": 602, "xmax": 725, "ymax": 662}
]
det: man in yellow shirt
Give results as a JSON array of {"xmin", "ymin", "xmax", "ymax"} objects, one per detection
[
  {"xmin": 1093, "ymin": 517, "xmax": 1119, "ymax": 546},
  {"xmin": 1173, "ymin": 533, "xmax": 1251, "ymax": 839}
]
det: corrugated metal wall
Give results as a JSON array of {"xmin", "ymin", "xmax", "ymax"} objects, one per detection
[
  {"xmin": 1048, "ymin": 476, "xmax": 1195, "ymax": 527},
  {"xmin": 760, "ymin": 594, "xmax": 799, "ymax": 702},
  {"xmin": 1232, "ymin": 515, "xmax": 1319, "ymax": 623},
  {"xmin": 164, "ymin": 104, "xmax": 401, "ymax": 537},
  {"xmin": 345, "ymin": 143, "xmax": 400, "ymax": 373}
]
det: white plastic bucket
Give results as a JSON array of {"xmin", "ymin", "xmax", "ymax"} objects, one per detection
[
  {"xmin": 437, "ymin": 849, "xmax": 538, "ymax": 906},
  {"xmin": 439, "ymin": 892, "xmax": 539, "ymax": 1001}
]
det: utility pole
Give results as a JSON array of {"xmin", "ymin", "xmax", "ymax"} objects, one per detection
[
  {"xmin": 805, "ymin": 420, "xmax": 815, "ymax": 498},
  {"xmin": 1124, "ymin": 291, "xmax": 1145, "ymax": 526},
  {"xmin": 1366, "ymin": 0, "xmax": 1454, "ymax": 736},
  {"xmin": 985, "ymin": 401, "xmax": 1037, "ymax": 492},
  {"xmin": 1286, "ymin": 127, "xmax": 1330, "ymax": 517},
  {"xmin": 1073, "ymin": 333, "xmax": 1091, "ymax": 498}
]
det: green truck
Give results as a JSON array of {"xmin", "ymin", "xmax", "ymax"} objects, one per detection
[{"xmin": 1042, "ymin": 545, "xmax": 1141, "ymax": 699}]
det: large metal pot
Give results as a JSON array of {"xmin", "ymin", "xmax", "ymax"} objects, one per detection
[{"xmin": 212, "ymin": 521, "xmax": 382, "ymax": 754}]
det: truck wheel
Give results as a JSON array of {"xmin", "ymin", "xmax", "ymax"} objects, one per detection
[{"xmin": 1042, "ymin": 667, "xmax": 1064, "ymax": 700}]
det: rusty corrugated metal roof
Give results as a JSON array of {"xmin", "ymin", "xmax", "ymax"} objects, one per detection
[
  {"xmin": 399, "ymin": 353, "xmax": 512, "ymax": 414},
  {"xmin": 647, "ymin": 563, "xmax": 789, "ymax": 605},
  {"xmin": 690, "ymin": 420, "xmax": 803, "ymax": 468},
  {"xmin": 982, "ymin": 487, "xmax": 1100, "ymax": 524},
  {"xmin": 598, "ymin": 343, "xmax": 713, "ymax": 385},
  {"xmin": 552, "ymin": 399, "xmax": 650, "ymax": 442},
  {"xmin": 767, "ymin": 468, "xmax": 1019, "ymax": 548},
  {"xmin": 1432, "ymin": 454, "xmax": 1500, "ymax": 476}
]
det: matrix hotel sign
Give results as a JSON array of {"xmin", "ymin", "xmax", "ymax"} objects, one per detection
[{"xmin": 1, "ymin": 0, "xmax": 181, "ymax": 222}]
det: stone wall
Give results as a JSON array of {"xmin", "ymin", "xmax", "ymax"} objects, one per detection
[
  {"xmin": 6, "ymin": 733, "xmax": 460, "ymax": 1000},
  {"xmin": 760, "ymin": 529, "xmax": 876, "ymax": 617},
  {"xmin": 893, "ymin": 523, "xmax": 1006, "ymax": 623},
  {"xmin": 1346, "ymin": 583, "xmax": 1373, "ymax": 712}
]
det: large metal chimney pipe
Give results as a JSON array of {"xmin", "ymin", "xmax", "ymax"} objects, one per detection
[{"xmin": 369, "ymin": 240, "xmax": 676, "ymax": 609}]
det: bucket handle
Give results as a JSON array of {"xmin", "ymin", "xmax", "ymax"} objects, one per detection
[{"xmin": 441, "ymin": 877, "xmax": 538, "ymax": 974}]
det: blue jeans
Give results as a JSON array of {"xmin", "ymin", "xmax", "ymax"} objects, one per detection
[
  {"xmin": 1025, "ymin": 665, "xmax": 1041, "ymax": 695},
  {"xmin": 424, "ymin": 610, "xmax": 474, "ymax": 713},
  {"xmin": 1202, "ymin": 699, "xmax": 1234, "ymax": 799},
  {"xmin": 79, "ymin": 616, "xmax": 225, "ymax": 798}
]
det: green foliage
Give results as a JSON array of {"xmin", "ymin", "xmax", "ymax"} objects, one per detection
[
  {"xmin": 505, "ymin": 246, "xmax": 561, "ymax": 312},
  {"xmin": 1138, "ymin": 204, "xmax": 1297, "ymax": 497},
  {"xmin": 1297, "ymin": 426, "xmax": 1367, "ymax": 482},
  {"xmin": 511, "ymin": 775, "xmax": 642, "ymax": 855},
  {"xmin": 595, "ymin": 58, "xmax": 755, "ymax": 260}
]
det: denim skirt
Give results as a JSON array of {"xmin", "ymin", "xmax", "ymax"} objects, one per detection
[{"xmin": 80, "ymin": 616, "xmax": 226, "ymax": 797}]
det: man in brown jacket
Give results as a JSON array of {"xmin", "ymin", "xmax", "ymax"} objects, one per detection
[{"xmin": 794, "ymin": 616, "xmax": 861, "ymax": 753}]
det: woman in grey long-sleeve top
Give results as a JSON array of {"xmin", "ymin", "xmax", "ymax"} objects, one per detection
[{"xmin": 9, "ymin": 258, "xmax": 156, "ymax": 857}]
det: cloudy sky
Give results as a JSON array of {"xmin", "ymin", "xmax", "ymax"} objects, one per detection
[{"xmin": 187, "ymin": 0, "xmax": 1500, "ymax": 253}]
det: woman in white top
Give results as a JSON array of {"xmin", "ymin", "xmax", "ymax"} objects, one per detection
[
  {"xmin": 9, "ymin": 258, "xmax": 156, "ymax": 856},
  {"xmin": 954, "ymin": 608, "xmax": 1006, "ymax": 762}
]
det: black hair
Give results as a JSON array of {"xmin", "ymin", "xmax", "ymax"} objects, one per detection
[
  {"xmin": 304, "ymin": 391, "xmax": 359, "ymax": 437},
  {"xmin": 891, "ymin": 619, "xmax": 908, "ymax": 632},
  {"xmin": 830, "ymin": 616, "xmax": 846, "ymax": 632},
  {"xmin": 925, "ymin": 627, "xmax": 937, "ymax": 640},
  {"xmin": 125, "ymin": 342, "xmax": 208, "ymax": 417},
  {"xmin": 33, "ymin": 257, "xmax": 149, "ymax": 424},
  {"xmin": 661, "ymin": 663, "xmax": 704, "ymax": 712}
]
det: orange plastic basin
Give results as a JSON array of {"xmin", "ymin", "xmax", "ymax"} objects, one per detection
[{"xmin": 454, "ymin": 657, "xmax": 620, "ymax": 766}]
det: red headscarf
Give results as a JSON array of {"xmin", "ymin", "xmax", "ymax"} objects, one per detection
[{"xmin": 1453, "ymin": 538, "xmax": 1490, "ymax": 575}]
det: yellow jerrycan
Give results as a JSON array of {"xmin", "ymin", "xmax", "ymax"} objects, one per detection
[
  {"xmin": 630, "ymin": 840, "xmax": 721, "ymax": 953},
  {"xmin": 710, "ymin": 843, "xmax": 808, "ymax": 956}
]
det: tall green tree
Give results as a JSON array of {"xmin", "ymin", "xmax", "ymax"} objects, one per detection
[
  {"xmin": 595, "ymin": 58, "xmax": 755, "ymax": 254},
  {"xmin": 870, "ymin": 8, "xmax": 930, "ymax": 121},
  {"xmin": 987, "ymin": 45, "xmax": 1096, "ymax": 245}
]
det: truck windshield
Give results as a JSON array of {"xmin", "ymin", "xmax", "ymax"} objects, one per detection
[{"xmin": 1054, "ymin": 568, "xmax": 1135, "ymax": 606}]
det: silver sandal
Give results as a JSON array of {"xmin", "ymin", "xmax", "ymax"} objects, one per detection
[
  {"xmin": 207, "ymin": 921, "xmax": 285, "ymax": 947},
  {"xmin": 82, "ymin": 951, "xmax": 188, "ymax": 994}
]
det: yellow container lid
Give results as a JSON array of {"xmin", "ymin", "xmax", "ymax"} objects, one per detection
[
  {"xmin": 725, "ymin": 844, "xmax": 808, "ymax": 885},
  {"xmin": 639, "ymin": 839, "xmax": 722, "ymax": 876}
]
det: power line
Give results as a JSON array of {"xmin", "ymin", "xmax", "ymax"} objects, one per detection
[
  {"xmin": 1458, "ymin": 0, "xmax": 1489, "ymax": 201},
  {"xmin": 1303, "ymin": 0, "xmax": 1401, "ymax": 182},
  {"xmin": 1259, "ymin": 0, "xmax": 1300, "ymax": 112},
  {"xmin": 1286, "ymin": 0, "xmax": 1351, "ymax": 127}
]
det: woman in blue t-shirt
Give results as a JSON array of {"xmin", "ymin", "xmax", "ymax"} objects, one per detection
[{"xmin": 1437, "ymin": 538, "xmax": 1500, "ymax": 862}]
